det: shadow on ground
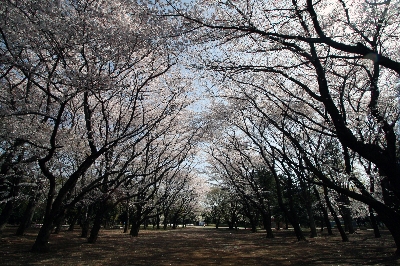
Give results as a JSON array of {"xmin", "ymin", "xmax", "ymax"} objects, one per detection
[{"xmin": 1, "ymin": 226, "xmax": 399, "ymax": 265}]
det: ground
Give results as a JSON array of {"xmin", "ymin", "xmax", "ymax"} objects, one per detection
[{"xmin": 1, "ymin": 226, "xmax": 399, "ymax": 265}]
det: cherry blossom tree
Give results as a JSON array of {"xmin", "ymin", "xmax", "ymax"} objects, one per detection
[
  {"xmin": 0, "ymin": 0, "xmax": 196, "ymax": 251},
  {"xmin": 167, "ymin": 0, "xmax": 400, "ymax": 254}
]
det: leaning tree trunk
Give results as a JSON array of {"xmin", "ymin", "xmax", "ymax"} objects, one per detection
[
  {"xmin": 87, "ymin": 211, "xmax": 103, "ymax": 243},
  {"xmin": 31, "ymin": 178, "xmax": 58, "ymax": 252},
  {"xmin": 88, "ymin": 200, "xmax": 110, "ymax": 243},
  {"xmin": 314, "ymin": 186, "xmax": 332, "ymax": 235},
  {"xmin": 323, "ymin": 185, "xmax": 348, "ymax": 242},
  {"xmin": 375, "ymin": 208, "xmax": 400, "ymax": 256},
  {"xmin": 273, "ymin": 173, "xmax": 305, "ymax": 240},
  {"xmin": 368, "ymin": 206, "xmax": 380, "ymax": 238},
  {"xmin": 87, "ymin": 213, "xmax": 102, "ymax": 243},
  {"xmin": 53, "ymin": 208, "xmax": 67, "ymax": 234}
]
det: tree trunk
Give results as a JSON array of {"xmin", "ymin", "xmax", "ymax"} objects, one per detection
[
  {"xmin": 81, "ymin": 219, "xmax": 90, "ymax": 238},
  {"xmin": 53, "ymin": 209, "xmax": 66, "ymax": 234},
  {"xmin": 323, "ymin": 185, "xmax": 348, "ymax": 242},
  {"xmin": 68, "ymin": 208, "xmax": 81, "ymax": 231},
  {"xmin": 306, "ymin": 201, "xmax": 318, "ymax": 238},
  {"xmin": 16, "ymin": 196, "xmax": 38, "ymax": 236},
  {"xmin": 262, "ymin": 210, "xmax": 274, "ymax": 238},
  {"xmin": 339, "ymin": 194, "xmax": 355, "ymax": 234},
  {"xmin": 286, "ymin": 176, "xmax": 306, "ymax": 241},
  {"xmin": 163, "ymin": 217, "xmax": 168, "ymax": 230},
  {"xmin": 314, "ymin": 186, "xmax": 332, "ymax": 235},
  {"xmin": 369, "ymin": 206, "xmax": 381, "ymax": 238},
  {"xmin": 0, "ymin": 175, "xmax": 22, "ymax": 233},
  {"xmin": 130, "ymin": 205, "xmax": 142, "ymax": 236},
  {"xmin": 31, "ymin": 172, "xmax": 57, "ymax": 252},
  {"xmin": 130, "ymin": 221, "xmax": 140, "ymax": 237},
  {"xmin": 124, "ymin": 201, "xmax": 130, "ymax": 233},
  {"xmin": 300, "ymin": 178, "xmax": 317, "ymax": 238},
  {"xmin": 31, "ymin": 217, "xmax": 54, "ymax": 252},
  {"xmin": 249, "ymin": 214, "xmax": 257, "ymax": 233},
  {"xmin": 0, "ymin": 201, "xmax": 14, "ymax": 233},
  {"xmin": 374, "ymin": 208, "xmax": 400, "ymax": 256},
  {"xmin": 80, "ymin": 206, "xmax": 92, "ymax": 238},
  {"xmin": 87, "ymin": 211, "xmax": 103, "ymax": 243}
]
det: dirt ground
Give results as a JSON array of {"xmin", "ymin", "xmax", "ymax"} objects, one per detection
[{"xmin": 1, "ymin": 226, "xmax": 399, "ymax": 265}]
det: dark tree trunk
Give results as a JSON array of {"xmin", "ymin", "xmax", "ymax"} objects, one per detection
[
  {"xmin": 314, "ymin": 186, "xmax": 333, "ymax": 235},
  {"xmin": 300, "ymin": 178, "xmax": 317, "ymax": 237},
  {"xmin": 53, "ymin": 209, "xmax": 67, "ymax": 234},
  {"xmin": 172, "ymin": 214, "xmax": 178, "ymax": 229},
  {"xmin": 262, "ymin": 210, "xmax": 274, "ymax": 238},
  {"xmin": 31, "ymin": 177, "xmax": 58, "ymax": 252},
  {"xmin": 375, "ymin": 208, "xmax": 400, "ymax": 256},
  {"xmin": 306, "ymin": 201, "xmax": 318, "ymax": 238},
  {"xmin": 322, "ymin": 205, "xmax": 333, "ymax": 235},
  {"xmin": 227, "ymin": 221, "xmax": 234, "ymax": 230},
  {"xmin": 80, "ymin": 206, "xmax": 92, "ymax": 238},
  {"xmin": 339, "ymin": 194, "xmax": 355, "ymax": 234},
  {"xmin": 16, "ymin": 196, "xmax": 38, "ymax": 236},
  {"xmin": 286, "ymin": 177, "xmax": 306, "ymax": 241},
  {"xmin": 31, "ymin": 217, "xmax": 54, "ymax": 252},
  {"xmin": 369, "ymin": 206, "xmax": 381, "ymax": 238},
  {"xmin": 124, "ymin": 201, "xmax": 130, "ymax": 233},
  {"xmin": 215, "ymin": 218, "xmax": 220, "ymax": 229},
  {"xmin": 130, "ymin": 205, "xmax": 142, "ymax": 237},
  {"xmin": 68, "ymin": 208, "xmax": 81, "ymax": 231},
  {"xmin": 323, "ymin": 185, "xmax": 348, "ymax": 242},
  {"xmin": 249, "ymin": 214, "xmax": 257, "ymax": 233},
  {"xmin": 274, "ymin": 173, "xmax": 304, "ymax": 240},
  {"xmin": 130, "ymin": 221, "xmax": 140, "ymax": 237},
  {"xmin": 81, "ymin": 220, "xmax": 90, "ymax": 238},
  {"xmin": 87, "ymin": 211, "xmax": 103, "ymax": 243},
  {"xmin": 163, "ymin": 217, "xmax": 168, "ymax": 230},
  {"xmin": 0, "ymin": 201, "xmax": 14, "ymax": 233},
  {"xmin": 0, "ymin": 175, "xmax": 22, "ymax": 233}
]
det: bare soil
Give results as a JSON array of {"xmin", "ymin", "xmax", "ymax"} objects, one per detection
[{"xmin": 1, "ymin": 226, "xmax": 399, "ymax": 265}]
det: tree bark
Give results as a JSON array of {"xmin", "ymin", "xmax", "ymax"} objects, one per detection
[
  {"xmin": 313, "ymin": 186, "xmax": 332, "ymax": 235},
  {"xmin": 323, "ymin": 185, "xmax": 348, "ymax": 242},
  {"xmin": 130, "ymin": 221, "xmax": 140, "ymax": 237},
  {"xmin": 275, "ymin": 180, "xmax": 305, "ymax": 240},
  {"xmin": 68, "ymin": 207, "xmax": 81, "ymax": 232},
  {"xmin": 88, "ymin": 209, "xmax": 103, "ymax": 243},
  {"xmin": 130, "ymin": 205, "xmax": 142, "ymax": 237},
  {"xmin": 368, "ymin": 206, "xmax": 380, "ymax": 238},
  {"xmin": 339, "ymin": 194, "xmax": 355, "ymax": 234},
  {"xmin": 262, "ymin": 210, "xmax": 274, "ymax": 238},
  {"xmin": 16, "ymin": 196, "xmax": 39, "ymax": 236}
]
